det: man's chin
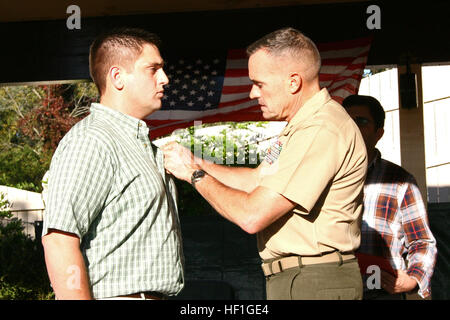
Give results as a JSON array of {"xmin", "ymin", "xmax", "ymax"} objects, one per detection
[
  {"xmin": 142, "ymin": 103, "xmax": 162, "ymax": 118},
  {"xmin": 261, "ymin": 111, "xmax": 276, "ymax": 120},
  {"xmin": 151, "ymin": 100, "xmax": 163, "ymax": 111}
]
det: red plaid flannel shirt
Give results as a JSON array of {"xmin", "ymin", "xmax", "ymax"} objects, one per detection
[{"xmin": 358, "ymin": 149, "xmax": 437, "ymax": 298}]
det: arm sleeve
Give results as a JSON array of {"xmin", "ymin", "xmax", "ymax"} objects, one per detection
[
  {"xmin": 400, "ymin": 181, "xmax": 438, "ymax": 298},
  {"xmin": 42, "ymin": 133, "xmax": 115, "ymax": 239},
  {"xmin": 259, "ymin": 124, "xmax": 339, "ymax": 213}
]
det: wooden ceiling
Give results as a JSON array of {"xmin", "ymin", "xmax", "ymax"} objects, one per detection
[
  {"xmin": 2, "ymin": 0, "xmax": 450, "ymax": 84},
  {"xmin": 1, "ymin": 0, "xmax": 368, "ymax": 22}
]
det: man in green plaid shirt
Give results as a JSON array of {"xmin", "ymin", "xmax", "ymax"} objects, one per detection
[{"xmin": 42, "ymin": 28, "xmax": 184, "ymax": 300}]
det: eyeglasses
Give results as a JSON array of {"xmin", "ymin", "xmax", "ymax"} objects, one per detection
[{"xmin": 353, "ymin": 116, "xmax": 371, "ymax": 127}]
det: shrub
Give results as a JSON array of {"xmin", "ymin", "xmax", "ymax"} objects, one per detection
[{"xmin": 0, "ymin": 194, "xmax": 53, "ymax": 300}]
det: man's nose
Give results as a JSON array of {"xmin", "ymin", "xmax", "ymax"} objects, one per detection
[
  {"xmin": 249, "ymin": 85, "xmax": 260, "ymax": 99},
  {"xmin": 159, "ymin": 69, "xmax": 169, "ymax": 85}
]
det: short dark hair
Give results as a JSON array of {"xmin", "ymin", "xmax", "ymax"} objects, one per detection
[
  {"xmin": 342, "ymin": 94, "xmax": 385, "ymax": 130},
  {"xmin": 89, "ymin": 27, "xmax": 161, "ymax": 95},
  {"xmin": 246, "ymin": 27, "xmax": 321, "ymax": 81}
]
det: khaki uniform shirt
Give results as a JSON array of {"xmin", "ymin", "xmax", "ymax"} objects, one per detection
[{"xmin": 257, "ymin": 88, "xmax": 367, "ymax": 260}]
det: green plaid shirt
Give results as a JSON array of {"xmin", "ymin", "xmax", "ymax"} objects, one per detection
[{"xmin": 43, "ymin": 103, "xmax": 184, "ymax": 298}]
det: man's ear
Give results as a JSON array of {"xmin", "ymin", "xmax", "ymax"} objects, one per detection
[
  {"xmin": 288, "ymin": 72, "xmax": 302, "ymax": 94},
  {"xmin": 108, "ymin": 66, "xmax": 124, "ymax": 90},
  {"xmin": 375, "ymin": 127, "xmax": 384, "ymax": 143}
]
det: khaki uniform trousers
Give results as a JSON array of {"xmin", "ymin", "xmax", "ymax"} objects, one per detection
[{"xmin": 265, "ymin": 257, "xmax": 363, "ymax": 300}]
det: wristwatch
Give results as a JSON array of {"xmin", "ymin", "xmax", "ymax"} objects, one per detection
[{"xmin": 191, "ymin": 169, "xmax": 206, "ymax": 187}]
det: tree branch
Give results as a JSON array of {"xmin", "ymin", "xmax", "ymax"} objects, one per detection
[{"xmin": 4, "ymin": 87, "xmax": 25, "ymax": 119}]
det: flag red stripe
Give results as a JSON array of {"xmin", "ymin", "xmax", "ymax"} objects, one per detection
[
  {"xmin": 224, "ymin": 68, "xmax": 249, "ymax": 77},
  {"xmin": 147, "ymin": 107, "xmax": 265, "ymax": 139},
  {"xmin": 218, "ymin": 97, "xmax": 256, "ymax": 108},
  {"xmin": 320, "ymin": 64, "xmax": 369, "ymax": 79},
  {"xmin": 316, "ymin": 36, "xmax": 373, "ymax": 51},
  {"xmin": 148, "ymin": 37, "xmax": 372, "ymax": 139},
  {"xmin": 329, "ymin": 83, "xmax": 359, "ymax": 93},
  {"xmin": 226, "ymin": 49, "xmax": 248, "ymax": 59},
  {"xmin": 319, "ymin": 73, "xmax": 364, "ymax": 82},
  {"xmin": 321, "ymin": 56, "xmax": 369, "ymax": 66},
  {"xmin": 221, "ymin": 84, "xmax": 253, "ymax": 94}
]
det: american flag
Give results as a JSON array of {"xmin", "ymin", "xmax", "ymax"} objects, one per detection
[{"xmin": 145, "ymin": 37, "xmax": 372, "ymax": 139}]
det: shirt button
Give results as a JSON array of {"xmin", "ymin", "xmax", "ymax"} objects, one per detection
[{"xmin": 144, "ymin": 144, "xmax": 148, "ymax": 148}]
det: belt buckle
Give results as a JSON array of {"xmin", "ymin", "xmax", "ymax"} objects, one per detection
[{"xmin": 276, "ymin": 259, "xmax": 284, "ymax": 273}]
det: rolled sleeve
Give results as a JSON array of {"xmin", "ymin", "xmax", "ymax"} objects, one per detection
[{"xmin": 401, "ymin": 182, "xmax": 437, "ymax": 298}]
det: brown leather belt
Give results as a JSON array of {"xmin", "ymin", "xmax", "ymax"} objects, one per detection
[
  {"xmin": 119, "ymin": 291, "xmax": 167, "ymax": 300},
  {"xmin": 262, "ymin": 251, "xmax": 356, "ymax": 277}
]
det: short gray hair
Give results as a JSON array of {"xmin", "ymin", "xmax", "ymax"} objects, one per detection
[{"xmin": 246, "ymin": 27, "xmax": 321, "ymax": 80}]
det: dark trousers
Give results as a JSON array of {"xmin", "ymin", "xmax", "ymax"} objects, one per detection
[{"xmin": 265, "ymin": 259, "xmax": 363, "ymax": 300}]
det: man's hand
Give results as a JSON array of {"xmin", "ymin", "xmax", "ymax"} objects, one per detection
[
  {"xmin": 381, "ymin": 269, "xmax": 418, "ymax": 294},
  {"xmin": 162, "ymin": 142, "xmax": 201, "ymax": 183},
  {"xmin": 161, "ymin": 143, "xmax": 296, "ymax": 234}
]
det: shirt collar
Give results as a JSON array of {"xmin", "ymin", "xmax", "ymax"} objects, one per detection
[
  {"xmin": 280, "ymin": 88, "xmax": 332, "ymax": 136},
  {"xmin": 90, "ymin": 103, "xmax": 150, "ymax": 140},
  {"xmin": 368, "ymin": 148, "xmax": 382, "ymax": 171}
]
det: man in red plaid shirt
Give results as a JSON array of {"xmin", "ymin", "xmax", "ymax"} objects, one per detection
[{"xmin": 343, "ymin": 95, "xmax": 437, "ymax": 299}]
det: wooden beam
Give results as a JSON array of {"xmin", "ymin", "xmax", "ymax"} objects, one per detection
[
  {"xmin": 0, "ymin": 0, "xmax": 369, "ymax": 22},
  {"xmin": 397, "ymin": 64, "xmax": 428, "ymax": 205}
]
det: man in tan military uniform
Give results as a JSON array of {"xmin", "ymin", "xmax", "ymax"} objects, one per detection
[{"xmin": 163, "ymin": 27, "xmax": 367, "ymax": 300}]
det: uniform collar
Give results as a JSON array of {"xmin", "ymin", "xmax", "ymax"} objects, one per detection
[
  {"xmin": 280, "ymin": 88, "xmax": 332, "ymax": 137},
  {"xmin": 90, "ymin": 103, "xmax": 150, "ymax": 140}
]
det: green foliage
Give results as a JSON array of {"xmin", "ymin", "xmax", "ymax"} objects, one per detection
[
  {"xmin": 0, "ymin": 192, "xmax": 11, "ymax": 219},
  {"xmin": 0, "ymin": 192, "xmax": 52, "ymax": 299},
  {"xmin": 0, "ymin": 217, "xmax": 54, "ymax": 300},
  {"xmin": 0, "ymin": 145, "xmax": 48, "ymax": 192},
  {"xmin": 0, "ymin": 83, "xmax": 99, "ymax": 299},
  {"xmin": 161, "ymin": 122, "xmax": 267, "ymax": 216},
  {"xmin": 17, "ymin": 84, "xmax": 93, "ymax": 155},
  {"xmin": 173, "ymin": 121, "xmax": 265, "ymax": 169},
  {"xmin": 0, "ymin": 82, "xmax": 97, "ymax": 192}
]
